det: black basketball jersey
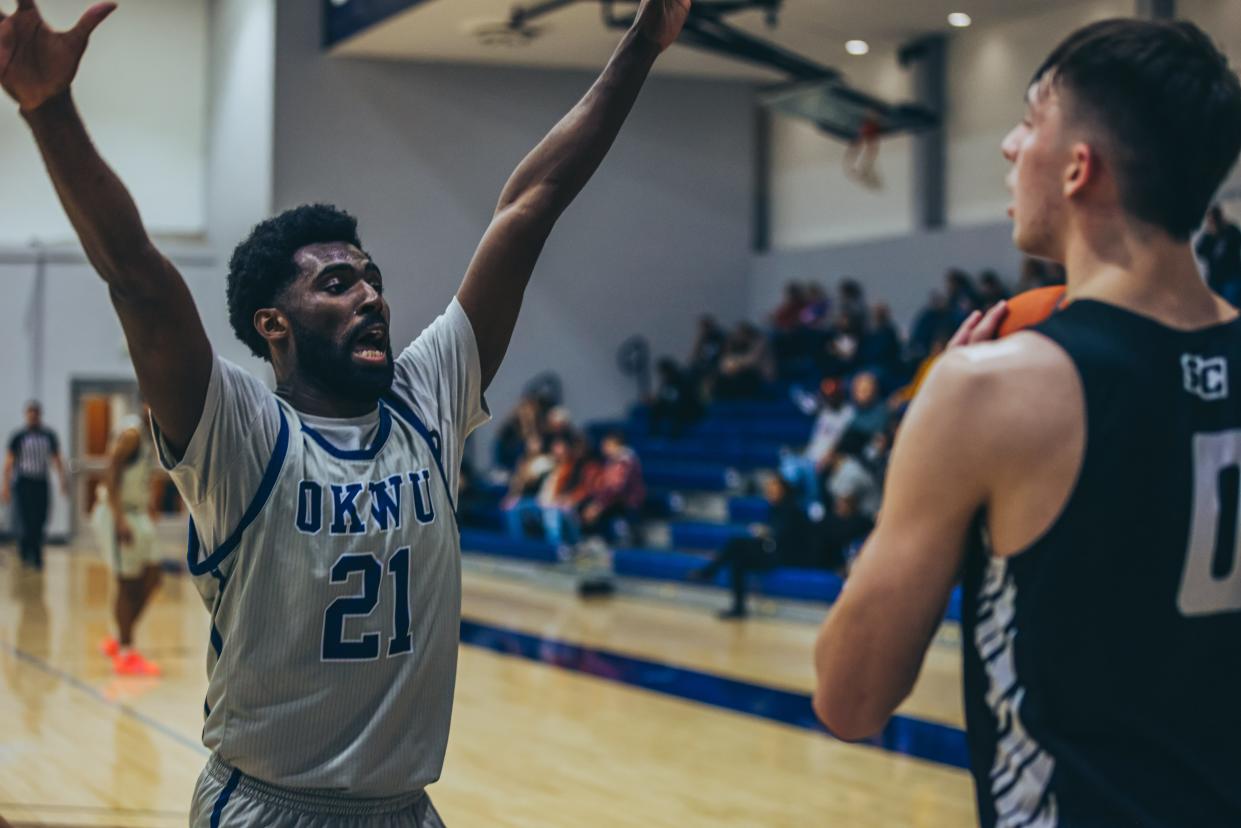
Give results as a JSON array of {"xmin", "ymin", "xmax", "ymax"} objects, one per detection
[{"xmin": 962, "ymin": 299, "xmax": 1241, "ymax": 828}]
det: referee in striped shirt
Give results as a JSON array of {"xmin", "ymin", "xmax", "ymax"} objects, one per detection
[{"xmin": 3, "ymin": 402, "xmax": 68, "ymax": 569}]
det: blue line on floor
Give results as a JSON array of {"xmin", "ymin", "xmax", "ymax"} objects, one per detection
[
  {"xmin": 3, "ymin": 614, "xmax": 968, "ymax": 771},
  {"xmin": 459, "ymin": 618, "xmax": 971, "ymax": 771}
]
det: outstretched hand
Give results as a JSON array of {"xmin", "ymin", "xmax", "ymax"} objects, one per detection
[
  {"xmin": 0, "ymin": 0, "xmax": 116, "ymax": 112},
  {"xmin": 633, "ymin": 0, "xmax": 690, "ymax": 53}
]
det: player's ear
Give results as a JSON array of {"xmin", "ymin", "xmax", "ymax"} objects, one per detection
[
  {"xmin": 1063, "ymin": 141, "xmax": 1095, "ymax": 200},
  {"xmin": 254, "ymin": 307, "xmax": 290, "ymax": 350}
]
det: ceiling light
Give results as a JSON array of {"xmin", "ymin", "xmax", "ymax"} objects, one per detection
[
  {"xmin": 845, "ymin": 40, "xmax": 869, "ymax": 56},
  {"xmin": 948, "ymin": 12, "xmax": 972, "ymax": 28}
]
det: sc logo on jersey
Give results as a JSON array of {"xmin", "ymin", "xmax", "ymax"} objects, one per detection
[{"xmin": 1182, "ymin": 354, "xmax": 1229, "ymax": 402}]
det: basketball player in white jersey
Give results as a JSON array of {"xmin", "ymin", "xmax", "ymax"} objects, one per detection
[
  {"xmin": 92, "ymin": 407, "xmax": 163, "ymax": 676},
  {"xmin": 0, "ymin": 0, "xmax": 690, "ymax": 824}
]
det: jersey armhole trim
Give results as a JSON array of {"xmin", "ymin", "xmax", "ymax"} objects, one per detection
[
  {"xmin": 381, "ymin": 392, "xmax": 456, "ymax": 514},
  {"xmin": 186, "ymin": 406, "xmax": 291, "ymax": 577}
]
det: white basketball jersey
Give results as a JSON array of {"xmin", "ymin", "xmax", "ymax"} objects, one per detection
[{"xmin": 156, "ymin": 299, "xmax": 489, "ymax": 797}]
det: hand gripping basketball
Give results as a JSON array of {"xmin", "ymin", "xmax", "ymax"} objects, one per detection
[
  {"xmin": 0, "ymin": 0, "xmax": 116, "ymax": 113},
  {"xmin": 633, "ymin": 0, "xmax": 691, "ymax": 53}
]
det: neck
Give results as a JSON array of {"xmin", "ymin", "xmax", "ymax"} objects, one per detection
[
  {"xmin": 274, "ymin": 367, "xmax": 378, "ymax": 418},
  {"xmin": 1062, "ymin": 219, "xmax": 1235, "ymax": 330}
]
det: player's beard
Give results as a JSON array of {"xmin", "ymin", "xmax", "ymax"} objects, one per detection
[{"xmin": 288, "ymin": 316, "xmax": 395, "ymax": 404}]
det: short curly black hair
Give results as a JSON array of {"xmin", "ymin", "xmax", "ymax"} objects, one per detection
[{"xmin": 226, "ymin": 204, "xmax": 363, "ymax": 360}]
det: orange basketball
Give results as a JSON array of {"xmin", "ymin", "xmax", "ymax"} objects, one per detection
[{"xmin": 997, "ymin": 285, "xmax": 1068, "ymax": 337}]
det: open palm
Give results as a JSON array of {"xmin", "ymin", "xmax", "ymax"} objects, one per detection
[
  {"xmin": 0, "ymin": 0, "xmax": 115, "ymax": 112},
  {"xmin": 634, "ymin": 0, "xmax": 691, "ymax": 53}
]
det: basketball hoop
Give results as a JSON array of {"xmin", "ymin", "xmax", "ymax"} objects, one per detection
[{"xmin": 844, "ymin": 109, "xmax": 883, "ymax": 190}]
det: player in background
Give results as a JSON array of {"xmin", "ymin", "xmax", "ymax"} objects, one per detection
[{"xmin": 92, "ymin": 407, "xmax": 163, "ymax": 676}]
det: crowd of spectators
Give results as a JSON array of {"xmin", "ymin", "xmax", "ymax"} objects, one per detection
[
  {"xmin": 475, "ymin": 206, "xmax": 1240, "ymax": 615},
  {"xmin": 485, "ymin": 260, "xmax": 1067, "ymax": 594},
  {"xmin": 490, "ymin": 395, "xmax": 647, "ymax": 551}
]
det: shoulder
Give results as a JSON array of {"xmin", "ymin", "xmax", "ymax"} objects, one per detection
[{"xmin": 910, "ymin": 333, "xmax": 1081, "ymax": 476}]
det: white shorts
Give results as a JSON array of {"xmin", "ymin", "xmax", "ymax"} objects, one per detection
[{"xmin": 91, "ymin": 502, "xmax": 161, "ymax": 579}]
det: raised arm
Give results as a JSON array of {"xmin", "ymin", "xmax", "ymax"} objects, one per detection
[
  {"xmin": 456, "ymin": 0, "xmax": 690, "ymax": 390},
  {"xmin": 1, "ymin": 1, "xmax": 212, "ymax": 456}
]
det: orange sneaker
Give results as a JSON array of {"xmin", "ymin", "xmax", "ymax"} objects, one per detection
[
  {"xmin": 113, "ymin": 650, "xmax": 161, "ymax": 677},
  {"xmin": 100, "ymin": 637, "xmax": 120, "ymax": 658}
]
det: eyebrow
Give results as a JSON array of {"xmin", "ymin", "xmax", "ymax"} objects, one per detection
[{"xmin": 312, "ymin": 259, "xmax": 379, "ymax": 280}]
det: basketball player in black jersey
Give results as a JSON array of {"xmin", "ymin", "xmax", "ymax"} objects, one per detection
[{"xmin": 813, "ymin": 19, "xmax": 1241, "ymax": 827}]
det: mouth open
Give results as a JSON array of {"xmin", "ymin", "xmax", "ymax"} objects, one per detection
[{"xmin": 351, "ymin": 324, "xmax": 389, "ymax": 365}]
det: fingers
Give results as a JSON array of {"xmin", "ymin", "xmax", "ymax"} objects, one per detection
[
  {"xmin": 71, "ymin": 1, "xmax": 116, "ymax": 41},
  {"xmin": 946, "ymin": 310, "xmax": 982, "ymax": 350},
  {"xmin": 972, "ymin": 300, "xmax": 1009, "ymax": 343}
]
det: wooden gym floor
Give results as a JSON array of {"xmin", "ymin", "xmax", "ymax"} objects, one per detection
[{"xmin": 0, "ymin": 547, "xmax": 974, "ymax": 827}]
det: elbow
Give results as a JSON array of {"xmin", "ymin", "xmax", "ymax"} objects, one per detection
[
  {"xmin": 496, "ymin": 184, "xmax": 564, "ymax": 228},
  {"xmin": 812, "ymin": 687, "xmax": 889, "ymax": 742}
]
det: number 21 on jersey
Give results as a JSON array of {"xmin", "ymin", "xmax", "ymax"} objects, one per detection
[
  {"xmin": 1181, "ymin": 431, "xmax": 1241, "ymax": 616},
  {"xmin": 322, "ymin": 548, "xmax": 413, "ymax": 661}
]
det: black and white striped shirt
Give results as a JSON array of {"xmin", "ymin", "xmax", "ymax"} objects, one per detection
[{"xmin": 8, "ymin": 428, "xmax": 59, "ymax": 480}]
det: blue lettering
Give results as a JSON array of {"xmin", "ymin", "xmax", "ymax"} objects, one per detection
[
  {"xmin": 330, "ymin": 482, "xmax": 367, "ymax": 535},
  {"xmin": 410, "ymin": 469, "xmax": 435, "ymax": 525},
  {"xmin": 369, "ymin": 474, "xmax": 404, "ymax": 532},
  {"xmin": 296, "ymin": 480, "xmax": 322, "ymax": 534}
]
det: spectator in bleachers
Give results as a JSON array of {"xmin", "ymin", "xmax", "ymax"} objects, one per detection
[
  {"xmin": 945, "ymin": 268, "xmax": 981, "ymax": 320},
  {"xmin": 824, "ymin": 428, "xmax": 880, "ymax": 568},
  {"xmin": 579, "ymin": 431, "xmax": 646, "ymax": 542},
  {"xmin": 978, "ymin": 270, "xmax": 1010, "ymax": 308},
  {"xmin": 858, "ymin": 303, "xmax": 902, "ymax": 381},
  {"xmin": 688, "ymin": 315, "xmax": 727, "ymax": 381},
  {"xmin": 781, "ymin": 378, "xmax": 853, "ymax": 506},
  {"xmin": 1196, "ymin": 204, "xmax": 1241, "ymax": 305},
  {"xmin": 500, "ymin": 435, "xmax": 556, "ymax": 531},
  {"xmin": 538, "ymin": 433, "xmax": 601, "ymax": 548},
  {"xmin": 770, "ymin": 282, "xmax": 809, "ymax": 332},
  {"xmin": 715, "ymin": 322, "xmax": 774, "ymax": 399},
  {"xmin": 688, "ymin": 474, "xmax": 817, "ymax": 619},
  {"xmin": 493, "ymin": 395, "xmax": 545, "ymax": 472},
  {"xmin": 799, "ymin": 282, "xmax": 831, "ymax": 329},
  {"xmin": 847, "ymin": 371, "xmax": 888, "ymax": 438},
  {"xmin": 838, "ymin": 278, "xmax": 867, "ymax": 332},
  {"xmin": 649, "ymin": 357, "xmax": 703, "ymax": 438},
  {"xmin": 819, "ymin": 311, "xmax": 863, "ymax": 379},
  {"xmin": 908, "ymin": 291, "xmax": 953, "ymax": 362},
  {"xmin": 544, "ymin": 406, "xmax": 574, "ymax": 444}
]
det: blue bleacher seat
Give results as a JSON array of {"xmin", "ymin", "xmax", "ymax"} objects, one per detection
[
  {"xmin": 727, "ymin": 496, "xmax": 770, "ymax": 524},
  {"xmin": 670, "ymin": 521, "xmax": 750, "ymax": 550},
  {"xmin": 642, "ymin": 462, "xmax": 736, "ymax": 492},
  {"xmin": 611, "ymin": 548, "xmax": 719, "ymax": 584}
]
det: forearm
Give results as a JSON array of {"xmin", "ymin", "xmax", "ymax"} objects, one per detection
[
  {"xmin": 22, "ymin": 93, "xmax": 159, "ymax": 289},
  {"xmin": 496, "ymin": 27, "xmax": 660, "ymax": 220}
]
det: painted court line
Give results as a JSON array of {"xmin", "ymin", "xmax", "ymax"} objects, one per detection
[
  {"xmin": 3, "ymin": 644, "xmax": 208, "ymax": 757},
  {"xmin": 3, "ymin": 616, "xmax": 970, "ymax": 773},
  {"xmin": 458, "ymin": 618, "xmax": 971, "ymax": 770}
]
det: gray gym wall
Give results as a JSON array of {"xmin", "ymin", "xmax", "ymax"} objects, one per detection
[{"xmin": 272, "ymin": 0, "xmax": 755, "ymax": 465}]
